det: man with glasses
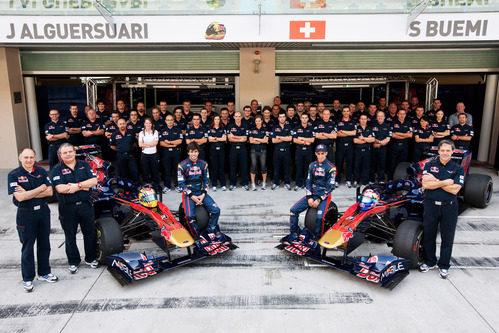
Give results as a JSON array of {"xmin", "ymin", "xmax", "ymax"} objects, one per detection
[{"xmin": 45, "ymin": 109, "xmax": 69, "ymax": 169}]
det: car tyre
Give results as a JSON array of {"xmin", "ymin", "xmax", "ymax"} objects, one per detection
[
  {"xmin": 178, "ymin": 203, "xmax": 209, "ymax": 233},
  {"xmin": 392, "ymin": 220, "xmax": 423, "ymax": 269},
  {"xmin": 305, "ymin": 202, "xmax": 339, "ymax": 237},
  {"xmin": 463, "ymin": 173, "xmax": 493, "ymax": 208},
  {"xmin": 96, "ymin": 217, "xmax": 124, "ymax": 264},
  {"xmin": 393, "ymin": 162, "xmax": 412, "ymax": 181}
]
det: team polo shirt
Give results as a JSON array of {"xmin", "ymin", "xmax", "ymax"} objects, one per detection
[
  {"xmin": 450, "ymin": 124, "xmax": 474, "ymax": 150},
  {"xmin": 354, "ymin": 125, "xmax": 373, "ymax": 149},
  {"xmin": 45, "ymin": 120, "xmax": 68, "ymax": 145},
  {"xmin": 314, "ymin": 119, "xmax": 336, "ymax": 145},
  {"xmin": 271, "ymin": 124, "xmax": 292, "ymax": 150},
  {"xmin": 51, "ymin": 160, "xmax": 96, "ymax": 204},
  {"xmin": 336, "ymin": 118, "xmax": 356, "ymax": 144},
  {"xmin": 391, "ymin": 119, "xmax": 412, "ymax": 143},
  {"xmin": 423, "ymin": 158, "xmax": 464, "ymax": 201},
  {"xmin": 110, "ymin": 130, "xmax": 135, "ymax": 153},
  {"xmin": 8, "ymin": 166, "xmax": 51, "ymax": 208}
]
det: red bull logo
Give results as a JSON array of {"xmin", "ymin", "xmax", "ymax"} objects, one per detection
[{"xmin": 342, "ymin": 228, "xmax": 354, "ymax": 242}]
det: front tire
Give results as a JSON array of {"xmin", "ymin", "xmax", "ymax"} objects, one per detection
[
  {"xmin": 178, "ymin": 203, "xmax": 209, "ymax": 233},
  {"xmin": 304, "ymin": 202, "xmax": 338, "ymax": 236},
  {"xmin": 96, "ymin": 217, "xmax": 124, "ymax": 264},
  {"xmin": 463, "ymin": 174, "xmax": 493, "ymax": 208},
  {"xmin": 392, "ymin": 220, "xmax": 423, "ymax": 269}
]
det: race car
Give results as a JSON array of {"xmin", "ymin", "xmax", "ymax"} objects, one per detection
[
  {"xmin": 278, "ymin": 147, "xmax": 493, "ymax": 289},
  {"xmin": 76, "ymin": 145, "xmax": 237, "ymax": 285}
]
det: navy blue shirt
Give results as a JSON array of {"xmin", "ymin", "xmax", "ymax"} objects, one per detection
[
  {"xmin": 51, "ymin": 160, "xmax": 96, "ymax": 204},
  {"xmin": 174, "ymin": 118, "xmax": 187, "ymax": 131},
  {"xmin": 126, "ymin": 121, "xmax": 142, "ymax": 137},
  {"xmin": 354, "ymin": 125, "xmax": 373, "ymax": 149},
  {"xmin": 177, "ymin": 158, "xmax": 209, "ymax": 196},
  {"xmin": 226, "ymin": 122, "xmax": 248, "ymax": 147},
  {"xmin": 450, "ymin": 124, "xmax": 474, "ymax": 150},
  {"xmin": 81, "ymin": 119, "xmax": 105, "ymax": 145},
  {"xmin": 391, "ymin": 119, "xmax": 412, "ymax": 143},
  {"xmin": 414, "ymin": 125, "xmax": 433, "ymax": 150},
  {"xmin": 271, "ymin": 124, "xmax": 293, "ymax": 150},
  {"xmin": 431, "ymin": 120, "xmax": 450, "ymax": 136},
  {"xmin": 385, "ymin": 113, "xmax": 398, "ymax": 125},
  {"xmin": 314, "ymin": 119, "xmax": 336, "ymax": 145},
  {"xmin": 65, "ymin": 115, "xmax": 82, "ymax": 131},
  {"xmin": 248, "ymin": 126, "xmax": 268, "ymax": 151},
  {"xmin": 105, "ymin": 122, "xmax": 119, "ymax": 135},
  {"xmin": 110, "ymin": 130, "xmax": 136, "ymax": 153},
  {"xmin": 293, "ymin": 124, "xmax": 315, "ymax": 149},
  {"xmin": 371, "ymin": 122, "xmax": 392, "ymax": 142},
  {"xmin": 8, "ymin": 165, "xmax": 51, "ymax": 208},
  {"xmin": 306, "ymin": 160, "xmax": 336, "ymax": 201},
  {"xmin": 152, "ymin": 118, "xmax": 165, "ymax": 132},
  {"xmin": 208, "ymin": 126, "xmax": 226, "ymax": 149},
  {"xmin": 185, "ymin": 125, "xmax": 207, "ymax": 148},
  {"xmin": 285, "ymin": 116, "xmax": 300, "ymax": 129},
  {"xmin": 423, "ymin": 158, "xmax": 464, "ymax": 201},
  {"xmin": 159, "ymin": 126, "xmax": 183, "ymax": 147},
  {"xmin": 336, "ymin": 118, "xmax": 357, "ymax": 144},
  {"xmin": 242, "ymin": 116, "xmax": 255, "ymax": 129},
  {"xmin": 366, "ymin": 113, "xmax": 377, "ymax": 127},
  {"xmin": 96, "ymin": 110, "xmax": 110, "ymax": 123},
  {"xmin": 45, "ymin": 120, "xmax": 68, "ymax": 145}
]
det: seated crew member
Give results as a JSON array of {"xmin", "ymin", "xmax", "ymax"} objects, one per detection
[
  {"xmin": 177, "ymin": 142, "xmax": 223, "ymax": 240},
  {"xmin": 289, "ymin": 144, "xmax": 336, "ymax": 239}
]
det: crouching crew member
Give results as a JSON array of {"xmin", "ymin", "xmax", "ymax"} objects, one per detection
[
  {"xmin": 51, "ymin": 143, "xmax": 99, "ymax": 274},
  {"xmin": 420, "ymin": 140, "xmax": 464, "ymax": 279},
  {"xmin": 8, "ymin": 148, "xmax": 58, "ymax": 292},
  {"xmin": 353, "ymin": 114, "xmax": 374, "ymax": 186},
  {"xmin": 450, "ymin": 113, "xmax": 474, "ymax": 151},
  {"xmin": 109, "ymin": 118, "xmax": 138, "ymax": 181},
  {"xmin": 178, "ymin": 142, "xmax": 223, "ymax": 240},
  {"xmin": 289, "ymin": 144, "xmax": 336, "ymax": 238}
]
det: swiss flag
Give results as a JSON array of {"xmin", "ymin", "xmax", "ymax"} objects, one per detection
[{"xmin": 289, "ymin": 21, "xmax": 326, "ymax": 39}]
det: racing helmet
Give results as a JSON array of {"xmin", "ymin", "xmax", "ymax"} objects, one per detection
[
  {"xmin": 138, "ymin": 187, "xmax": 158, "ymax": 208},
  {"xmin": 205, "ymin": 22, "xmax": 226, "ymax": 40},
  {"xmin": 359, "ymin": 189, "xmax": 379, "ymax": 211}
]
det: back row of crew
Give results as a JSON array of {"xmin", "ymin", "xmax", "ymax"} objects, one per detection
[{"xmin": 44, "ymin": 98, "xmax": 473, "ymax": 190}]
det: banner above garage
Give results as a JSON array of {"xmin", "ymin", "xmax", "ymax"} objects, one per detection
[{"xmin": 1, "ymin": 12, "xmax": 498, "ymax": 43}]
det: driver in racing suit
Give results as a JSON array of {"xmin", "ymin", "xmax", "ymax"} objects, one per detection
[
  {"xmin": 289, "ymin": 144, "xmax": 336, "ymax": 239},
  {"xmin": 178, "ymin": 142, "xmax": 222, "ymax": 240}
]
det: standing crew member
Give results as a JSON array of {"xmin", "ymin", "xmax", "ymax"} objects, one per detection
[
  {"xmin": 271, "ymin": 111, "xmax": 293, "ymax": 190},
  {"xmin": 450, "ymin": 113, "xmax": 474, "ymax": 151},
  {"xmin": 293, "ymin": 113, "xmax": 315, "ymax": 190},
  {"xmin": 8, "ymin": 148, "xmax": 58, "ymax": 292},
  {"xmin": 370, "ymin": 111, "xmax": 391, "ymax": 183},
  {"xmin": 420, "ymin": 140, "xmax": 464, "ymax": 279},
  {"xmin": 45, "ymin": 109, "xmax": 69, "ymax": 169},
  {"xmin": 178, "ymin": 142, "xmax": 223, "ymax": 240},
  {"xmin": 313, "ymin": 109, "xmax": 337, "ymax": 160},
  {"xmin": 65, "ymin": 104, "xmax": 83, "ymax": 146},
  {"xmin": 185, "ymin": 114, "xmax": 208, "ymax": 160},
  {"xmin": 248, "ymin": 115, "xmax": 269, "ymax": 190},
  {"xmin": 335, "ymin": 106, "xmax": 357, "ymax": 187},
  {"xmin": 413, "ymin": 116, "xmax": 434, "ymax": 162},
  {"xmin": 431, "ymin": 109, "xmax": 450, "ymax": 146},
  {"xmin": 159, "ymin": 114, "xmax": 183, "ymax": 193},
  {"xmin": 227, "ymin": 111, "xmax": 249, "ymax": 191},
  {"xmin": 109, "ymin": 118, "xmax": 139, "ymax": 181},
  {"xmin": 353, "ymin": 114, "xmax": 374, "ymax": 187},
  {"xmin": 138, "ymin": 118, "xmax": 161, "ymax": 190},
  {"xmin": 389, "ymin": 109, "xmax": 413, "ymax": 179},
  {"xmin": 51, "ymin": 143, "xmax": 99, "ymax": 273},
  {"xmin": 289, "ymin": 144, "xmax": 336, "ymax": 238},
  {"xmin": 208, "ymin": 114, "xmax": 227, "ymax": 191},
  {"xmin": 81, "ymin": 109, "xmax": 105, "ymax": 146}
]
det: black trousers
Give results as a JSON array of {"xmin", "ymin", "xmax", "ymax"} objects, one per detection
[
  {"xmin": 161, "ymin": 148, "xmax": 180, "ymax": 189},
  {"xmin": 210, "ymin": 147, "xmax": 226, "ymax": 187},
  {"xmin": 423, "ymin": 199, "xmax": 458, "ymax": 270},
  {"xmin": 16, "ymin": 204, "xmax": 51, "ymax": 281},
  {"xmin": 370, "ymin": 146, "xmax": 387, "ymax": 182},
  {"xmin": 117, "ymin": 152, "xmax": 138, "ymax": 182},
  {"xmin": 389, "ymin": 142, "xmax": 408, "ymax": 179},
  {"xmin": 273, "ymin": 148, "xmax": 291, "ymax": 185},
  {"xmin": 295, "ymin": 146, "xmax": 313, "ymax": 187},
  {"xmin": 48, "ymin": 144, "xmax": 60, "ymax": 169},
  {"xmin": 229, "ymin": 145, "xmax": 248, "ymax": 186},
  {"xmin": 354, "ymin": 147, "xmax": 371, "ymax": 185},
  {"xmin": 58, "ymin": 201, "xmax": 96, "ymax": 266},
  {"xmin": 413, "ymin": 143, "xmax": 429, "ymax": 162},
  {"xmin": 335, "ymin": 141, "xmax": 353, "ymax": 182},
  {"xmin": 141, "ymin": 153, "xmax": 160, "ymax": 188}
]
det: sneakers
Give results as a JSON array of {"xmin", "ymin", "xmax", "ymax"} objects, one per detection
[
  {"xmin": 85, "ymin": 260, "xmax": 99, "ymax": 269},
  {"xmin": 346, "ymin": 181, "xmax": 352, "ymax": 188},
  {"xmin": 23, "ymin": 281, "xmax": 34, "ymax": 292},
  {"xmin": 419, "ymin": 263, "xmax": 437, "ymax": 273},
  {"xmin": 261, "ymin": 183, "xmax": 266, "ymax": 190},
  {"xmin": 175, "ymin": 186, "xmax": 182, "ymax": 193},
  {"xmin": 221, "ymin": 186, "xmax": 227, "ymax": 191},
  {"xmin": 271, "ymin": 184, "xmax": 279, "ymax": 190},
  {"xmin": 285, "ymin": 184, "xmax": 291, "ymax": 190},
  {"xmin": 294, "ymin": 185, "xmax": 300, "ymax": 191},
  {"xmin": 68, "ymin": 265, "xmax": 79, "ymax": 274},
  {"xmin": 212, "ymin": 186, "xmax": 217, "ymax": 192},
  {"xmin": 353, "ymin": 181, "xmax": 358, "ymax": 188},
  {"xmin": 242, "ymin": 185, "xmax": 249, "ymax": 191},
  {"xmin": 38, "ymin": 273, "xmax": 59, "ymax": 283},
  {"xmin": 251, "ymin": 183, "xmax": 257, "ymax": 191},
  {"xmin": 439, "ymin": 268, "xmax": 449, "ymax": 279},
  {"xmin": 229, "ymin": 185, "xmax": 236, "ymax": 191},
  {"xmin": 334, "ymin": 181, "xmax": 339, "ymax": 187},
  {"xmin": 162, "ymin": 186, "xmax": 171, "ymax": 194}
]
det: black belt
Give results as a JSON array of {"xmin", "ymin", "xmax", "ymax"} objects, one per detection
[
  {"xmin": 298, "ymin": 145, "xmax": 311, "ymax": 151},
  {"xmin": 18, "ymin": 202, "xmax": 48, "ymax": 211},
  {"xmin": 395, "ymin": 142, "xmax": 407, "ymax": 146},
  {"xmin": 428, "ymin": 199, "xmax": 455, "ymax": 206},
  {"xmin": 232, "ymin": 144, "xmax": 243, "ymax": 149},
  {"xmin": 339, "ymin": 142, "xmax": 351, "ymax": 146},
  {"xmin": 66, "ymin": 200, "xmax": 88, "ymax": 206},
  {"xmin": 278, "ymin": 148, "xmax": 288, "ymax": 152},
  {"xmin": 356, "ymin": 147, "xmax": 370, "ymax": 152},
  {"xmin": 214, "ymin": 146, "xmax": 223, "ymax": 150},
  {"xmin": 166, "ymin": 147, "xmax": 180, "ymax": 152}
]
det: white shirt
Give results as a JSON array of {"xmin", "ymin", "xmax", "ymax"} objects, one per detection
[{"xmin": 139, "ymin": 130, "xmax": 158, "ymax": 155}]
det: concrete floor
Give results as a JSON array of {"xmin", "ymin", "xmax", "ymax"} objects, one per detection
[{"xmin": 0, "ymin": 166, "xmax": 498, "ymax": 333}]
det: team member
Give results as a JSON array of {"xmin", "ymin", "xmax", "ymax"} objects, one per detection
[
  {"xmin": 413, "ymin": 116, "xmax": 434, "ymax": 162},
  {"xmin": 285, "ymin": 105, "xmax": 300, "ymax": 129},
  {"xmin": 182, "ymin": 100, "xmax": 194, "ymax": 123},
  {"xmin": 96, "ymin": 100, "xmax": 111, "ymax": 126},
  {"xmin": 353, "ymin": 114, "xmax": 374, "ymax": 187},
  {"xmin": 51, "ymin": 143, "xmax": 99, "ymax": 273},
  {"xmin": 159, "ymin": 100, "xmax": 170, "ymax": 118},
  {"xmin": 227, "ymin": 111, "xmax": 249, "ymax": 190},
  {"xmin": 389, "ymin": 109, "xmax": 413, "ymax": 179},
  {"xmin": 250, "ymin": 99, "xmax": 260, "ymax": 115},
  {"xmin": 448, "ymin": 102, "xmax": 473, "ymax": 127},
  {"xmin": 314, "ymin": 109, "xmax": 337, "ymax": 160},
  {"xmin": 335, "ymin": 106, "xmax": 357, "ymax": 187},
  {"xmin": 227, "ymin": 101, "xmax": 236, "ymax": 119},
  {"xmin": 115, "ymin": 99, "xmax": 129, "ymax": 120},
  {"xmin": 431, "ymin": 109, "xmax": 450, "ymax": 146},
  {"xmin": 308, "ymin": 105, "xmax": 320, "ymax": 128},
  {"xmin": 109, "ymin": 118, "xmax": 138, "ymax": 181},
  {"xmin": 65, "ymin": 104, "xmax": 83, "ymax": 146},
  {"xmin": 385, "ymin": 103, "xmax": 398, "ymax": 124},
  {"xmin": 138, "ymin": 118, "xmax": 161, "ymax": 190},
  {"xmin": 378, "ymin": 97, "xmax": 387, "ymax": 112},
  {"xmin": 8, "ymin": 148, "xmax": 57, "ymax": 292},
  {"xmin": 208, "ymin": 114, "xmax": 227, "ymax": 191},
  {"xmin": 178, "ymin": 142, "xmax": 223, "ymax": 239},
  {"xmin": 427, "ymin": 99, "xmax": 442, "ymax": 120},
  {"xmin": 248, "ymin": 115, "xmax": 269, "ymax": 190},
  {"xmin": 81, "ymin": 109, "xmax": 105, "ymax": 145},
  {"xmin": 420, "ymin": 140, "xmax": 464, "ymax": 279},
  {"xmin": 220, "ymin": 107, "xmax": 232, "ymax": 127},
  {"xmin": 200, "ymin": 108, "xmax": 211, "ymax": 129},
  {"xmin": 151, "ymin": 107, "xmax": 165, "ymax": 132},
  {"xmin": 159, "ymin": 114, "xmax": 183, "ymax": 193},
  {"xmin": 173, "ymin": 106, "xmax": 187, "ymax": 134},
  {"xmin": 331, "ymin": 99, "xmax": 341, "ymax": 121},
  {"xmin": 370, "ymin": 111, "xmax": 391, "ymax": 183},
  {"xmin": 104, "ymin": 111, "xmax": 120, "ymax": 139},
  {"xmin": 204, "ymin": 100, "xmax": 215, "ymax": 119},
  {"xmin": 127, "ymin": 110, "xmax": 143, "ymax": 138},
  {"xmin": 366, "ymin": 103, "xmax": 378, "ymax": 126},
  {"xmin": 242, "ymin": 105, "xmax": 255, "ymax": 129},
  {"xmin": 293, "ymin": 113, "xmax": 315, "ymax": 190},
  {"xmin": 45, "ymin": 109, "xmax": 69, "ymax": 169},
  {"xmin": 450, "ymin": 113, "xmax": 474, "ymax": 150},
  {"xmin": 136, "ymin": 101, "xmax": 147, "ymax": 123},
  {"xmin": 186, "ymin": 114, "xmax": 208, "ymax": 161},
  {"xmin": 271, "ymin": 111, "xmax": 293, "ymax": 190},
  {"xmin": 289, "ymin": 144, "xmax": 336, "ymax": 238}
]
